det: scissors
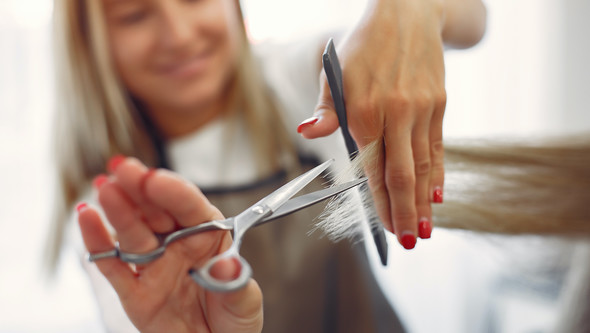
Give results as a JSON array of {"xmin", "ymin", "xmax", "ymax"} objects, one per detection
[
  {"xmin": 322, "ymin": 38, "xmax": 389, "ymax": 265},
  {"xmin": 88, "ymin": 159, "xmax": 367, "ymax": 292}
]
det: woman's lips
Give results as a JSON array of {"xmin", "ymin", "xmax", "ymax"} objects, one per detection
[{"xmin": 161, "ymin": 51, "xmax": 213, "ymax": 79}]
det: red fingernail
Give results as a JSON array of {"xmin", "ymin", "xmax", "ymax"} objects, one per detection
[
  {"xmin": 297, "ymin": 116, "xmax": 319, "ymax": 133},
  {"xmin": 139, "ymin": 168, "xmax": 157, "ymax": 194},
  {"xmin": 107, "ymin": 154, "xmax": 125, "ymax": 173},
  {"xmin": 433, "ymin": 187, "xmax": 443, "ymax": 203},
  {"xmin": 418, "ymin": 217, "xmax": 432, "ymax": 239},
  {"xmin": 401, "ymin": 233, "xmax": 416, "ymax": 250},
  {"xmin": 76, "ymin": 202, "xmax": 87, "ymax": 213},
  {"xmin": 93, "ymin": 174, "xmax": 109, "ymax": 189}
]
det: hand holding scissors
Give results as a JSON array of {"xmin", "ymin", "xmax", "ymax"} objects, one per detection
[
  {"xmin": 87, "ymin": 158, "xmax": 365, "ymax": 291},
  {"xmin": 79, "ymin": 157, "xmax": 365, "ymax": 331}
]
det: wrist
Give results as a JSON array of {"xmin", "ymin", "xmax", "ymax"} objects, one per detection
[
  {"xmin": 363, "ymin": 0, "xmax": 446, "ymax": 32},
  {"xmin": 440, "ymin": 0, "xmax": 487, "ymax": 48}
]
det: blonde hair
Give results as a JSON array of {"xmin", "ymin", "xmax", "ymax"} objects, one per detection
[
  {"xmin": 46, "ymin": 0, "xmax": 292, "ymax": 272},
  {"xmin": 318, "ymin": 135, "xmax": 590, "ymax": 240}
]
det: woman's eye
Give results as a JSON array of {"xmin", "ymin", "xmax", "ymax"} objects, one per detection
[{"xmin": 117, "ymin": 9, "xmax": 149, "ymax": 25}]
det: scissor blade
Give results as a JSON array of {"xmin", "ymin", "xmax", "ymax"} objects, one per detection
[
  {"xmin": 256, "ymin": 177, "xmax": 368, "ymax": 226},
  {"xmin": 259, "ymin": 159, "xmax": 333, "ymax": 212},
  {"xmin": 323, "ymin": 38, "xmax": 389, "ymax": 266}
]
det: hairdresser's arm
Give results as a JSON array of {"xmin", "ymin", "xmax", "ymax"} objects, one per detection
[
  {"xmin": 77, "ymin": 158, "xmax": 263, "ymax": 333},
  {"xmin": 300, "ymin": 0, "xmax": 486, "ymax": 248}
]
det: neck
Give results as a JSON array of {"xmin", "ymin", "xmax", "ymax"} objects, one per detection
[
  {"xmin": 144, "ymin": 76, "xmax": 237, "ymax": 139},
  {"xmin": 147, "ymin": 99, "xmax": 228, "ymax": 139}
]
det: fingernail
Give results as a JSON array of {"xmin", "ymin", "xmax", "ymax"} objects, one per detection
[
  {"xmin": 92, "ymin": 174, "xmax": 109, "ymax": 189},
  {"xmin": 418, "ymin": 217, "xmax": 432, "ymax": 239},
  {"xmin": 139, "ymin": 168, "xmax": 157, "ymax": 194},
  {"xmin": 107, "ymin": 154, "xmax": 125, "ymax": 173},
  {"xmin": 297, "ymin": 116, "xmax": 319, "ymax": 133},
  {"xmin": 433, "ymin": 186, "xmax": 443, "ymax": 203},
  {"xmin": 76, "ymin": 202, "xmax": 88, "ymax": 213},
  {"xmin": 401, "ymin": 232, "xmax": 416, "ymax": 250}
]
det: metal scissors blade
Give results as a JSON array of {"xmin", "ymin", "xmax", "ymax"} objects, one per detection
[
  {"xmin": 258, "ymin": 176, "xmax": 367, "ymax": 224},
  {"xmin": 323, "ymin": 38, "xmax": 389, "ymax": 265},
  {"xmin": 252, "ymin": 159, "xmax": 333, "ymax": 215},
  {"xmin": 229, "ymin": 159, "xmax": 333, "ymax": 242}
]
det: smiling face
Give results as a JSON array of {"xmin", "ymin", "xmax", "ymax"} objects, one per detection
[{"xmin": 102, "ymin": 0, "xmax": 243, "ymax": 123}]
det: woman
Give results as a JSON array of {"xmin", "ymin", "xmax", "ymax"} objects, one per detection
[{"xmin": 47, "ymin": 0, "xmax": 487, "ymax": 331}]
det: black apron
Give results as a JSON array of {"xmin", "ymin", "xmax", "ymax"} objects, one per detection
[{"xmin": 204, "ymin": 166, "xmax": 405, "ymax": 333}]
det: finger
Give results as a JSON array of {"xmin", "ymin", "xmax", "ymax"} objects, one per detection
[
  {"xmin": 111, "ymin": 157, "xmax": 176, "ymax": 233},
  {"xmin": 136, "ymin": 169, "xmax": 231, "ymax": 274},
  {"xmin": 141, "ymin": 169, "xmax": 227, "ymax": 260},
  {"xmin": 412, "ymin": 118, "xmax": 433, "ymax": 239},
  {"xmin": 142, "ymin": 169, "xmax": 223, "ymax": 228},
  {"xmin": 207, "ymin": 279, "xmax": 263, "ymax": 333},
  {"xmin": 429, "ymin": 95, "xmax": 446, "ymax": 204},
  {"xmin": 384, "ymin": 125, "xmax": 418, "ymax": 249},
  {"xmin": 98, "ymin": 179, "xmax": 160, "ymax": 254},
  {"xmin": 77, "ymin": 204, "xmax": 136, "ymax": 298},
  {"xmin": 210, "ymin": 257, "xmax": 243, "ymax": 282},
  {"xmin": 298, "ymin": 75, "xmax": 340, "ymax": 138}
]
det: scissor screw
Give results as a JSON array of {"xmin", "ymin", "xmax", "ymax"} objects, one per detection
[{"xmin": 252, "ymin": 206, "xmax": 265, "ymax": 214}]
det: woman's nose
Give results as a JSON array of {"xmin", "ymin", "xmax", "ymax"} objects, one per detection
[{"xmin": 159, "ymin": 6, "xmax": 194, "ymax": 51}]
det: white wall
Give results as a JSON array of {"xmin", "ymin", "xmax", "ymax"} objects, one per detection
[
  {"xmin": 444, "ymin": 0, "xmax": 589, "ymax": 138},
  {"xmin": 0, "ymin": 1, "xmax": 102, "ymax": 332}
]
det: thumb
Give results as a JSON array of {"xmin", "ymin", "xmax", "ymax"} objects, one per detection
[
  {"xmin": 297, "ymin": 78, "xmax": 340, "ymax": 139},
  {"xmin": 207, "ymin": 259, "xmax": 264, "ymax": 332}
]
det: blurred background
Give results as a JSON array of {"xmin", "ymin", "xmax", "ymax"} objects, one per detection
[{"xmin": 0, "ymin": 0, "xmax": 588, "ymax": 332}]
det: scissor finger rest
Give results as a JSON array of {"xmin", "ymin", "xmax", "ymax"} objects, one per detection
[{"xmin": 189, "ymin": 248, "xmax": 252, "ymax": 293}]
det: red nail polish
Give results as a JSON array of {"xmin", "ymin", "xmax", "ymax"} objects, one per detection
[
  {"xmin": 93, "ymin": 174, "xmax": 109, "ymax": 189},
  {"xmin": 401, "ymin": 233, "xmax": 416, "ymax": 250},
  {"xmin": 297, "ymin": 117, "xmax": 319, "ymax": 133},
  {"xmin": 76, "ymin": 202, "xmax": 87, "ymax": 213},
  {"xmin": 139, "ymin": 168, "xmax": 157, "ymax": 194},
  {"xmin": 433, "ymin": 187, "xmax": 443, "ymax": 203},
  {"xmin": 107, "ymin": 155, "xmax": 125, "ymax": 173},
  {"xmin": 418, "ymin": 218, "xmax": 432, "ymax": 239}
]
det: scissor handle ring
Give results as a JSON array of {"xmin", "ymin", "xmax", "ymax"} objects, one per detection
[{"xmin": 189, "ymin": 249, "xmax": 252, "ymax": 292}]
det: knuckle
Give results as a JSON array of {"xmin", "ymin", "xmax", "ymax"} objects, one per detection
[
  {"xmin": 415, "ymin": 158, "xmax": 431, "ymax": 176},
  {"xmin": 436, "ymin": 90, "xmax": 447, "ymax": 110},
  {"xmin": 431, "ymin": 140, "xmax": 445, "ymax": 158},
  {"xmin": 413, "ymin": 91, "xmax": 433, "ymax": 111},
  {"xmin": 390, "ymin": 91, "xmax": 411, "ymax": 111},
  {"xmin": 393, "ymin": 209, "xmax": 417, "ymax": 224},
  {"xmin": 431, "ymin": 140, "xmax": 445, "ymax": 156},
  {"xmin": 386, "ymin": 169, "xmax": 415, "ymax": 191},
  {"xmin": 314, "ymin": 100, "xmax": 333, "ymax": 113}
]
